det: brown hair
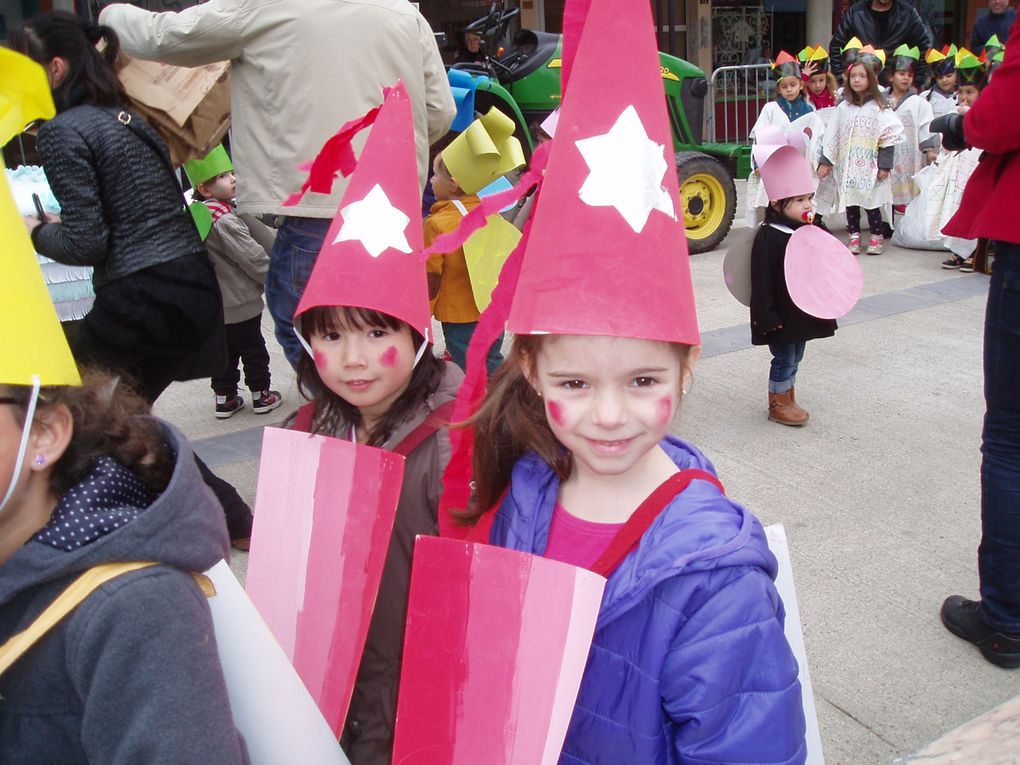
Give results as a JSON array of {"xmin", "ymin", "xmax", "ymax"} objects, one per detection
[
  {"xmin": 9, "ymin": 11, "xmax": 126, "ymax": 113},
  {"xmin": 5, "ymin": 369, "xmax": 173, "ymax": 496},
  {"xmin": 844, "ymin": 63, "xmax": 886, "ymax": 107},
  {"xmin": 463, "ymin": 335, "xmax": 692, "ymax": 523},
  {"xmin": 296, "ymin": 305, "xmax": 446, "ymax": 447}
]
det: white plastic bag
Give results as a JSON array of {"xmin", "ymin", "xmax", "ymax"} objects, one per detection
[{"xmin": 891, "ymin": 164, "xmax": 947, "ymax": 251}]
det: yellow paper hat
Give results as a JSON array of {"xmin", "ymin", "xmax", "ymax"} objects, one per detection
[
  {"xmin": 0, "ymin": 48, "xmax": 56, "ymax": 146},
  {"xmin": 0, "ymin": 54, "xmax": 80, "ymax": 387},
  {"xmin": 441, "ymin": 107, "xmax": 525, "ymax": 195}
]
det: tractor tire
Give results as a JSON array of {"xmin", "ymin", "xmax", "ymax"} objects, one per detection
[{"xmin": 675, "ymin": 151, "xmax": 736, "ymax": 255}]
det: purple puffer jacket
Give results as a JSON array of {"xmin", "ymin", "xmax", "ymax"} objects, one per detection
[{"xmin": 489, "ymin": 436, "xmax": 807, "ymax": 765}]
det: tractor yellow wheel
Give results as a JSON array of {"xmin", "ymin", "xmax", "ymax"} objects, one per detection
[{"xmin": 676, "ymin": 153, "xmax": 736, "ymax": 254}]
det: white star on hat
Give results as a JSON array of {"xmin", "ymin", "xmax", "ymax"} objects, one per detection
[
  {"xmin": 334, "ymin": 183, "xmax": 412, "ymax": 258},
  {"xmin": 575, "ymin": 105, "xmax": 676, "ymax": 233}
]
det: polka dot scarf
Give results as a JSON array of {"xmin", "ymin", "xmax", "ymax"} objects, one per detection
[{"xmin": 33, "ymin": 456, "xmax": 155, "ymax": 552}]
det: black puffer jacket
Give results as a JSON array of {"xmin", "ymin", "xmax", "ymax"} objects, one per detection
[
  {"xmin": 749, "ymin": 217, "xmax": 838, "ymax": 346},
  {"xmin": 828, "ymin": 0, "xmax": 933, "ymax": 80},
  {"xmin": 32, "ymin": 104, "xmax": 207, "ymax": 289}
]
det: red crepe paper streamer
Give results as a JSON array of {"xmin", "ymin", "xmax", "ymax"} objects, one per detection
[
  {"xmin": 283, "ymin": 89, "xmax": 390, "ymax": 207},
  {"xmin": 437, "ymin": 142, "xmax": 552, "ymax": 539}
]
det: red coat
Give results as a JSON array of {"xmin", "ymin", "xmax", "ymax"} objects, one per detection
[{"xmin": 943, "ymin": 20, "xmax": 1020, "ymax": 244}]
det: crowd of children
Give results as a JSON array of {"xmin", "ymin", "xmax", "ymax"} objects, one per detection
[{"xmin": 748, "ymin": 31, "xmax": 1002, "ymax": 265}]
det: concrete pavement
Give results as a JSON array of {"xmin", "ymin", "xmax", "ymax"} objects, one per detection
[{"xmin": 151, "ymin": 182, "xmax": 1017, "ymax": 764}]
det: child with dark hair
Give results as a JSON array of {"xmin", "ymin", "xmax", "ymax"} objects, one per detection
[
  {"xmin": 888, "ymin": 45, "xmax": 937, "ymax": 209},
  {"xmin": 817, "ymin": 48, "xmax": 905, "ymax": 254}
]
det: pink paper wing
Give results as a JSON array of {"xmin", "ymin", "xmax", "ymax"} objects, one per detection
[{"xmin": 784, "ymin": 226, "xmax": 862, "ymax": 319}]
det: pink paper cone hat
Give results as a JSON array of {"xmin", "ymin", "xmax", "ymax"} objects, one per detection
[
  {"xmin": 758, "ymin": 145, "xmax": 814, "ymax": 200},
  {"xmin": 294, "ymin": 82, "xmax": 430, "ymax": 342},
  {"xmin": 507, "ymin": 0, "xmax": 699, "ymax": 345}
]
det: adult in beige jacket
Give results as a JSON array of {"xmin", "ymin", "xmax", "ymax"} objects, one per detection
[{"xmin": 101, "ymin": 0, "xmax": 456, "ymax": 367}]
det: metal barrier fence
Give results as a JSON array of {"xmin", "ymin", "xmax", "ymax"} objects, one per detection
[{"xmin": 706, "ymin": 63, "xmax": 773, "ymax": 144}]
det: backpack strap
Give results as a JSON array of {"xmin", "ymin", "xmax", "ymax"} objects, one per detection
[
  {"xmin": 392, "ymin": 401, "xmax": 457, "ymax": 457},
  {"xmin": 0, "ymin": 561, "xmax": 214, "ymax": 678},
  {"xmin": 590, "ymin": 469, "xmax": 725, "ymax": 577}
]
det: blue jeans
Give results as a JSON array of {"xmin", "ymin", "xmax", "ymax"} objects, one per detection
[
  {"xmin": 264, "ymin": 216, "xmax": 331, "ymax": 369},
  {"xmin": 978, "ymin": 242, "xmax": 1020, "ymax": 632},
  {"xmin": 768, "ymin": 342, "xmax": 805, "ymax": 393},
  {"xmin": 442, "ymin": 322, "xmax": 504, "ymax": 377}
]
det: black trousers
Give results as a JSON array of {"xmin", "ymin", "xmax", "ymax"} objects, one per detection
[
  {"xmin": 210, "ymin": 313, "xmax": 272, "ymax": 396},
  {"xmin": 845, "ymin": 206, "xmax": 884, "ymax": 234}
]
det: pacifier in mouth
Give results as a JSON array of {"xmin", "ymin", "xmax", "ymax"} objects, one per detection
[{"xmin": 801, "ymin": 210, "xmax": 814, "ymax": 223}]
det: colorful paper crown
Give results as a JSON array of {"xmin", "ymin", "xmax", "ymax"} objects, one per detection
[
  {"xmin": 926, "ymin": 46, "xmax": 956, "ymax": 75},
  {"xmin": 294, "ymin": 82, "xmax": 431, "ymax": 340},
  {"xmin": 841, "ymin": 36, "xmax": 864, "ymax": 67},
  {"xmin": 989, "ymin": 47, "xmax": 1006, "ymax": 75},
  {"xmin": 1, "ymin": 53, "xmax": 80, "ymax": 387},
  {"xmin": 892, "ymin": 44, "xmax": 920, "ymax": 72},
  {"xmin": 507, "ymin": 0, "xmax": 699, "ymax": 345},
  {"xmin": 441, "ymin": 107, "xmax": 525, "ymax": 195},
  {"xmin": 447, "ymin": 68, "xmax": 481, "ymax": 132},
  {"xmin": 982, "ymin": 34, "xmax": 1005, "ymax": 56},
  {"xmin": 855, "ymin": 45, "xmax": 886, "ymax": 75},
  {"xmin": 771, "ymin": 50, "xmax": 802, "ymax": 80},
  {"xmin": 955, "ymin": 48, "xmax": 988, "ymax": 85},
  {"xmin": 798, "ymin": 44, "xmax": 830, "ymax": 72},
  {"xmin": 183, "ymin": 144, "xmax": 233, "ymax": 187}
]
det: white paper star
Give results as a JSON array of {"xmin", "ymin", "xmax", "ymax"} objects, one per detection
[
  {"xmin": 333, "ymin": 183, "xmax": 412, "ymax": 258},
  {"xmin": 575, "ymin": 105, "xmax": 676, "ymax": 233}
]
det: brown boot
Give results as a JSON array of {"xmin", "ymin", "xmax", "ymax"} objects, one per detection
[
  {"xmin": 768, "ymin": 390, "xmax": 809, "ymax": 426},
  {"xmin": 788, "ymin": 386, "xmax": 810, "ymax": 420}
]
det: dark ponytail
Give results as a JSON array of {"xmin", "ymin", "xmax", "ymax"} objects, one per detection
[{"xmin": 9, "ymin": 10, "xmax": 126, "ymax": 112}]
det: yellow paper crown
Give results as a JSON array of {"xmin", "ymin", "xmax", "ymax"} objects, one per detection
[
  {"xmin": 1, "ymin": 52, "xmax": 81, "ymax": 387},
  {"xmin": 807, "ymin": 45, "xmax": 829, "ymax": 62},
  {"xmin": 441, "ymin": 107, "xmax": 525, "ymax": 195},
  {"xmin": 842, "ymin": 37, "xmax": 864, "ymax": 53}
]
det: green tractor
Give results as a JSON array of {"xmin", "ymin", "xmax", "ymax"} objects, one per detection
[{"xmin": 449, "ymin": 4, "xmax": 750, "ymax": 253}]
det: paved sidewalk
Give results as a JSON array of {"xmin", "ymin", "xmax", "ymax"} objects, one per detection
[{"xmin": 152, "ymin": 185, "xmax": 1017, "ymax": 764}]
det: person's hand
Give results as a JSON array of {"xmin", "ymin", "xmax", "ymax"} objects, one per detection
[
  {"xmin": 23, "ymin": 214, "xmax": 42, "ymax": 234},
  {"xmin": 803, "ymin": 61, "xmax": 818, "ymax": 78},
  {"xmin": 817, "ymin": 164, "xmax": 831, "ymax": 179},
  {"xmin": 957, "ymin": 104, "xmax": 970, "ymax": 115},
  {"xmin": 877, "ymin": 169, "xmax": 890, "ymax": 181}
]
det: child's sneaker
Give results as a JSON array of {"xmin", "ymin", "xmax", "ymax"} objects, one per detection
[
  {"xmin": 215, "ymin": 394, "xmax": 245, "ymax": 419},
  {"xmin": 252, "ymin": 389, "xmax": 283, "ymax": 415},
  {"xmin": 959, "ymin": 256, "xmax": 976, "ymax": 273},
  {"xmin": 942, "ymin": 254, "xmax": 965, "ymax": 269},
  {"xmin": 866, "ymin": 235, "xmax": 884, "ymax": 255},
  {"xmin": 848, "ymin": 233, "xmax": 861, "ymax": 255}
]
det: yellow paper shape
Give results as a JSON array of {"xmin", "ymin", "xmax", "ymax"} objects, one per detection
[
  {"xmin": 0, "ymin": 49, "xmax": 56, "ymax": 147},
  {"xmin": 463, "ymin": 214, "xmax": 521, "ymax": 311},
  {"xmin": 442, "ymin": 107, "xmax": 525, "ymax": 195},
  {"xmin": 1, "ymin": 176, "xmax": 81, "ymax": 387}
]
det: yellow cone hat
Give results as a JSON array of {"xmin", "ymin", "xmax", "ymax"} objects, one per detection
[{"xmin": 1, "ymin": 53, "xmax": 80, "ymax": 387}]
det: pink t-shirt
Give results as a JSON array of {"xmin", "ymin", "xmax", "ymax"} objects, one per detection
[{"xmin": 543, "ymin": 502, "xmax": 625, "ymax": 570}]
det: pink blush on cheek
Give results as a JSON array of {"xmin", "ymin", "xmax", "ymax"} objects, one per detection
[
  {"xmin": 379, "ymin": 346, "xmax": 399, "ymax": 368},
  {"xmin": 655, "ymin": 396, "xmax": 674, "ymax": 429},
  {"xmin": 313, "ymin": 350, "xmax": 328, "ymax": 370},
  {"xmin": 546, "ymin": 400, "xmax": 567, "ymax": 427}
]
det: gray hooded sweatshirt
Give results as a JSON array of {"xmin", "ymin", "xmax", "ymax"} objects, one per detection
[{"xmin": 0, "ymin": 420, "xmax": 249, "ymax": 764}]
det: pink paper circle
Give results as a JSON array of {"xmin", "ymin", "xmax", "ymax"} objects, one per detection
[{"xmin": 784, "ymin": 226, "xmax": 863, "ymax": 319}]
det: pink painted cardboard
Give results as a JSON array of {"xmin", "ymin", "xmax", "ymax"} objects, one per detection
[
  {"xmin": 784, "ymin": 225, "xmax": 863, "ymax": 319},
  {"xmin": 245, "ymin": 428, "xmax": 405, "ymax": 735},
  {"xmin": 392, "ymin": 538, "xmax": 606, "ymax": 764}
]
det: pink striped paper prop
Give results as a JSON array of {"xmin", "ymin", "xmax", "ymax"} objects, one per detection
[
  {"xmin": 392, "ymin": 538, "xmax": 606, "ymax": 764},
  {"xmin": 784, "ymin": 225, "xmax": 863, "ymax": 319},
  {"xmin": 245, "ymin": 427, "xmax": 405, "ymax": 735}
]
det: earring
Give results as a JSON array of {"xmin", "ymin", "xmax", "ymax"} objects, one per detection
[{"xmin": 34, "ymin": 454, "xmax": 46, "ymax": 467}]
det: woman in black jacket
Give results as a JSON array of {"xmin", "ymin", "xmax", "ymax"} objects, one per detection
[
  {"xmin": 14, "ymin": 12, "xmax": 254, "ymax": 546},
  {"xmin": 14, "ymin": 11, "xmax": 221, "ymax": 404}
]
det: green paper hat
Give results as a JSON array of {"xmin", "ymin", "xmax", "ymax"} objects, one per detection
[
  {"xmin": 841, "ymin": 37, "xmax": 864, "ymax": 68},
  {"xmin": 990, "ymin": 47, "xmax": 1006, "ymax": 75},
  {"xmin": 892, "ymin": 44, "xmax": 920, "ymax": 72},
  {"xmin": 983, "ymin": 34, "xmax": 1004, "ymax": 58},
  {"xmin": 799, "ymin": 44, "xmax": 830, "ymax": 72},
  {"xmin": 183, "ymin": 144, "xmax": 233, "ymax": 187},
  {"xmin": 771, "ymin": 50, "xmax": 802, "ymax": 80},
  {"xmin": 956, "ymin": 47, "xmax": 987, "ymax": 86}
]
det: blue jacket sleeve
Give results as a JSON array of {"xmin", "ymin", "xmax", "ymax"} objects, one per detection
[{"xmin": 662, "ymin": 567, "xmax": 807, "ymax": 765}]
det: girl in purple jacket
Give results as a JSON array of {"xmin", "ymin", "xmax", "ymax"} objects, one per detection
[{"xmin": 443, "ymin": 0, "xmax": 808, "ymax": 759}]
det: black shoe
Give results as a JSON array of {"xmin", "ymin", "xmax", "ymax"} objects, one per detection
[
  {"xmin": 215, "ymin": 394, "xmax": 245, "ymax": 419},
  {"xmin": 940, "ymin": 596, "xmax": 1020, "ymax": 669}
]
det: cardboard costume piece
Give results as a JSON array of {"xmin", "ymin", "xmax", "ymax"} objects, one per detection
[
  {"xmin": 784, "ymin": 225, "xmax": 862, "ymax": 320},
  {"xmin": 772, "ymin": 50, "xmax": 802, "ymax": 80},
  {"xmin": 722, "ymin": 227, "xmax": 759, "ymax": 307},
  {"xmin": 204, "ymin": 561, "xmax": 352, "ymax": 765},
  {"xmin": 392, "ymin": 538, "xmax": 606, "ymax": 764},
  {"xmin": 245, "ymin": 428, "xmax": 405, "ymax": 735},
  {"xmin": 0, "ymin": 48, "xmax": 56, "ymax": 143},
  {"xmin": 293, "ymin": 82, "xmax": 431, "ymax": 341},
  {"xmin": 463, "ymin": 214, "xmax": 522, "ymax": 311},
  {"xmin": 442, "ymin": 107, "xmax": 526, "ymax": 195},
  {"xmin": 448, "ymin": 68, "xmax": 480, "ymax": 132}
]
